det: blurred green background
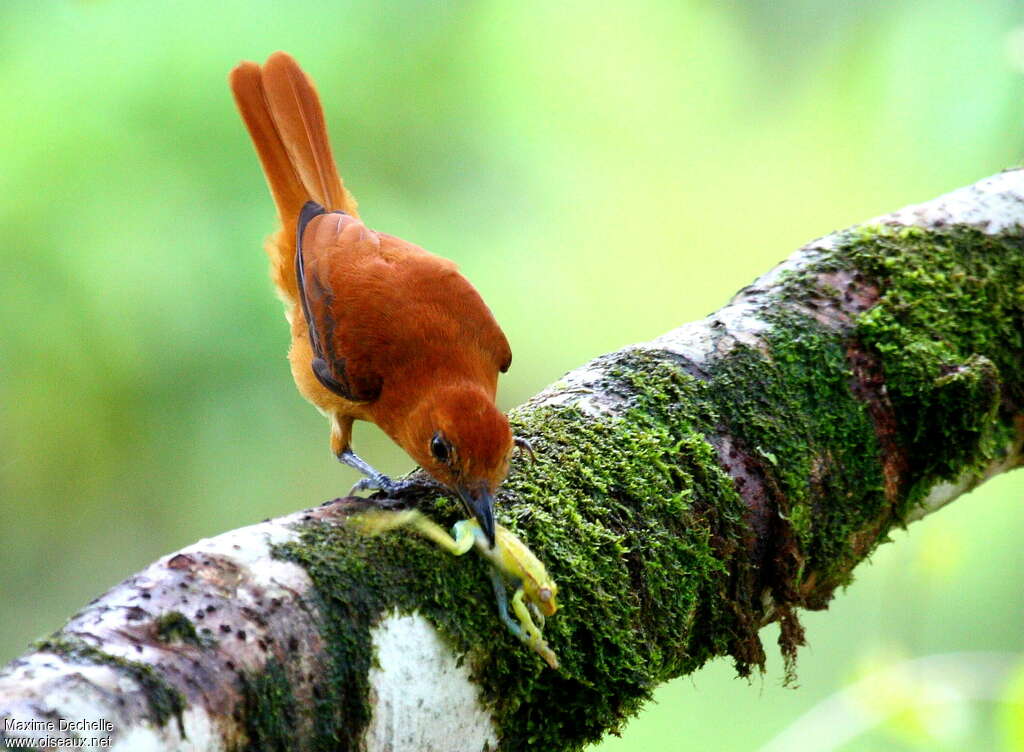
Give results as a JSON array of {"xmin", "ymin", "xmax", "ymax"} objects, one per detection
[{"xmin": 2, "ymin": 1, "xmax": 1024, "ymax": 749}]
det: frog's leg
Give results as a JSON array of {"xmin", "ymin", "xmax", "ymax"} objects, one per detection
[
  {"xmin": 349, "ymin": 509, "xmax": 475, "ymax": 557},
  {"xmin": 489, "ymin": 568, "xmax": 525, "ymax": 640},
  {"xmin": 405, "ymin": 515, "xmax": 476, "ymax": 556},
  {"xmin": 447, "ymin": 520, "xmax": 480, "ymax": 556},
  {"xmin": 510, "ymin": 587, "xmax": 545, "ymax": 647},
  {"xmin": 505, "ymin": 579, "xmax": 559, "ymax": 669},
  {"xmin": 489, "ymin": 570, "xmax": 560, "ymax": 669},
  {"xmin": 527, "ymin": 601, "xmax": 545, "ymax": 630}
]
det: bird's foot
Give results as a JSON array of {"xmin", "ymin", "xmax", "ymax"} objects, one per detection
[
  {"xmin": 338, "ymin": 447, "xmax": 442, "ymax": 502},
  {"xmin": 348, "ymin": 473, "xmax": 441, "ymax": 500},
  {"xmin": 514, "ymin": 436, "xmax": 536, "ymax": 462}
]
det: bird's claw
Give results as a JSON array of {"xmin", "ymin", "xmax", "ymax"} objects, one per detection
[
  {"xmin": 514, "ymin": 436, "xmax": 536, "ymax": 463},
  {"xmin": 349, "ymin": 476, "xmax": 387, "ymax": 494},
  {"xmin": 348, "ymin": 474, "xmax": 440, "ymax": 500}
]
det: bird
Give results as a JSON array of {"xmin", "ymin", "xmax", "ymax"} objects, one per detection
[{"xmin": 229, "ymin": 51, "xmax": 525, "ymax": 546}]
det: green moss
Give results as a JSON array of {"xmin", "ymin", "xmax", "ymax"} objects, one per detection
[
  {"xmin": 697, "ymin": 224, "xmax": 1021, "ymax": 597},
  {"xmin": 267, "ymin": 351, "xmax": 757, "ymax": 750},
  {"xmin": 261, "ymin": 224, "xmax": 1022, "ymax": 750},
  {"xmin": 837, "ymin": 225, "xmax": 1022, "ymax": 504},
  {"xmin": 500, "ymin": 368, "xmax": 755, "ymax": 744},
  {"xmin": 35, "ymin": 634, "xmax": 185, "ymax": 733},
  {"xmin": 707, "ymin": 307, "xmax": 887, "ymax": 585},
  {"xmin": 727, "ymin": 223, "xmax": 1023, "ymax": 586},
  {"xmin": 237, "ymin": 659, "xmax": 298, "ymax": 752},
  {"xmin": 153, "ymin": 611, "xmax": 207, "ymax": 648},
  {"xmin": 269, "ymin": 499, "xmax": 498, "ymax": 751}
]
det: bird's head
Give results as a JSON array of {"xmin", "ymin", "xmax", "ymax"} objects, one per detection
[{"xmin": 407, "ymin": 384, "xmax": 514, "ymax": 547}]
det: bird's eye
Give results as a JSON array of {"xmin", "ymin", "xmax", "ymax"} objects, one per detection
[
  {"xmin": 430, "ymin": 432, "xmax": 451, "ymax": 463},
  {"xmin": 539, "ymin": 588, "xmax": 551, "ymax": 603}
]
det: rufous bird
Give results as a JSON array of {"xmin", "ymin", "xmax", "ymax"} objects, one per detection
[{"xmin": 228, "ymin": 52, "xmax": 526, "ymax": 545}]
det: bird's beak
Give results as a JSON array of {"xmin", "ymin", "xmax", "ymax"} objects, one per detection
[{"xmin": 457, "ymin": 485, "xmax": 496, "ymax": 548}]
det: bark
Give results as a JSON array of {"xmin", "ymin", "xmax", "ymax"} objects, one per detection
[{"xmin": 2, "ymin": 171, "xmax": 1023, "ymax": 752}]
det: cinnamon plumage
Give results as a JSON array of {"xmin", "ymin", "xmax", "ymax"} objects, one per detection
[{"xmin": 229, "ymin": 51, "xmax": 521, "ymax": 544}]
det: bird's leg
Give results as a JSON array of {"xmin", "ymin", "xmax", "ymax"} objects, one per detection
[
  {"xmin": 332, "ymin": 420, "xmax": 439, "ymax": 498},
  {"xmin": 338, "ymin": 448, "xmax": 439, "ymax": 498},
  {"xmin": 338, "ymin": 446, "xmax": 393, "ymax": 489}
]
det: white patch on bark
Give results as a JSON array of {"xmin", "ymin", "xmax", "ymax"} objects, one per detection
[
  {"xmin": 109, "ymin": 708, "xmax": 223, "ymax": 752},
  {"xmin": 364, "ymin": 612, "xmax": 498, "ymax": 752},
  {"xmin": 908, "ymin": 440, "xmax": 1024, "ymax": 523},
  {"xmin": 872, "ymin": 168, "xmax": 1024, "ymax": 234},
  {"xmin": 0, "ymin": 653, "xmax": 223, "ymax": 752}
]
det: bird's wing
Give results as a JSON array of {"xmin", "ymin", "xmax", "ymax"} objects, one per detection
[
  {"xmin": 295, "ymin": 202, "xmax": 383, "ymax": 402},
  {"xmin": 488, "ymin": 320, "xmax": 513, "ymax": 374},
  {"xmin": 382, "ymin": 243, "xmax": 512, "ymax": 376},
  {"xmin": 298, "ymin": 204, "xmax": 512, "ymax": 396},
  {"xmin": 469, "ymin": 301, "xmax": 511, "ymax": 374}
]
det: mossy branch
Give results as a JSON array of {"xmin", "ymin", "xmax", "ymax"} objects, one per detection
[{"xmin": 2, "ymin": 171, "xmax": 1023, "ymax": 751}]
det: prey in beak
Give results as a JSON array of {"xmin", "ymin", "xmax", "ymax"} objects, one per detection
[{"xmin": 457, "ymin": 484, "xmax": 496, "ymax": 548}]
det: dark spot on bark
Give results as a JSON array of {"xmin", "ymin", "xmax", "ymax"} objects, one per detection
[
  {"xmin": 125, "ymin": 606, "xmax": 149, "ymax": 621},
  {"xmin": 241, "ymin": 607, "xmax": 268, "ymax": 628},
  {"xmin": 166, "ymin": 554, "xmax": 195, "ymax": 570}
]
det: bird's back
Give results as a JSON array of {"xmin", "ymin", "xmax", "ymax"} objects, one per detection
[{"xmin": 299, "ymin": 212, "xmax": 512, "ymax": 406}]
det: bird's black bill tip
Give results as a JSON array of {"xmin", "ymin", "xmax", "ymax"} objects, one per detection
[{"xmin": 459, "ymin": 487, "xmax": 496, "ymax": 548}]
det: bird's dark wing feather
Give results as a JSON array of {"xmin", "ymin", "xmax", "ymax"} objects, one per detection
[
  {"xmin": 490, "ymin": 328, "xmax": 512, "ymax": 373},
  {"xmin": 296, "ymin": 201, "xmax": 383, "ymax": 402}
]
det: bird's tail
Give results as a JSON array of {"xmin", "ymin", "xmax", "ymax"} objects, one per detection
[{"xmin": 229, "ymin": 52, "xmax": 358, "ymax": 306}]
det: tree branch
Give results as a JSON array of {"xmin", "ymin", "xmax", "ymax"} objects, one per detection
[{"xmin": 2, "ymin": 171, "xmax": 1023, "ymax": 752}]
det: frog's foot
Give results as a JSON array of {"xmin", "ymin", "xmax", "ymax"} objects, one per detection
[
  {"xmin": 528, "ymin": 601, "xmax": 546, "ymax": 630},
  {"xmin": 534, "ymin": 641, "xmax": 559, "ymax": 670},
  {"xmin": 490, "ymin": 570, "xmax": 559, "ymax": 669},
  {"xmin": 490, "ymin": 570, "xmax": 525, "ymax": 639}
]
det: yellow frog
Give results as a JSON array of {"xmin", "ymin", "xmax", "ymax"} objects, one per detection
[{"xmin": 350, "ymin": 508, "xmax": 559, "ymax": 669}]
